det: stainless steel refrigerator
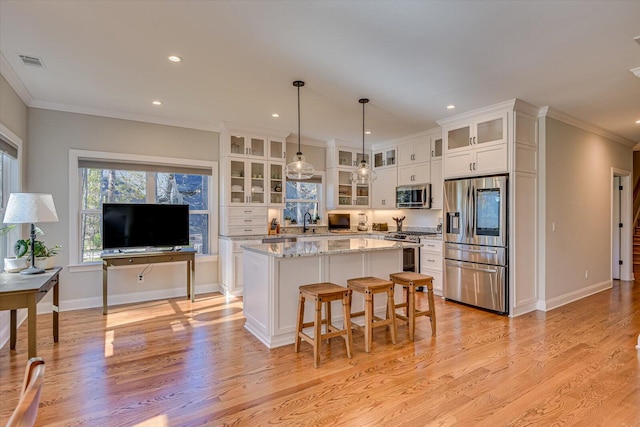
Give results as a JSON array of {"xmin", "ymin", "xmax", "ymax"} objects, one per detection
[{"xmin": 443, "ymin": 175, "xmax": 508, "ymax": 314}]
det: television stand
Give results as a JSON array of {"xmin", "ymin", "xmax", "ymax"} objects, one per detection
[{"xmin": 101, "ymin": 248, "xmax": 196, "ymax": 315}]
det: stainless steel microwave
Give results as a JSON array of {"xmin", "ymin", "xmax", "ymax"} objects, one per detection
[{"xmin": 396, "ymin": 183, "xmax": 431, "ymax": 209}]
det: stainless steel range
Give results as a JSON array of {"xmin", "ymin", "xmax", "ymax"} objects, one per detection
[{"xmin": 384, "ymin": 230, "xmax": 439, "ymax": 273}]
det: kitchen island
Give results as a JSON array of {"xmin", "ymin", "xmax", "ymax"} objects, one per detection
[{"xmin": 242, "ymin": 238, "xmax": 420, "ymax": 348}]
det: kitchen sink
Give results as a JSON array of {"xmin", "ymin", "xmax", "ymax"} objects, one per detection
[{"xmin": 262, "ymin": 236, "xmax": 298, "ymax": 244}]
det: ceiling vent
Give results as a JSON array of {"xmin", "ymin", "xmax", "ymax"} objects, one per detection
[{"xmin": 18, "ymin": 54, "xmax": 44, "ymax": 68}]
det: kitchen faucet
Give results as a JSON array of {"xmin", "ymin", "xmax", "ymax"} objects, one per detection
[{"xmin": 303, "ymin": 212, "xmax": 312, "ymax": 233}]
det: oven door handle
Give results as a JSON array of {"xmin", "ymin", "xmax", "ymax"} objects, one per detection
[{"xmin": 447, "ymin": 261, "xmax": 497, "ymax": 274}]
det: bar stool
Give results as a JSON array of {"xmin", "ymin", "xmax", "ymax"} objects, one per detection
[
  {"xmin": 295, "ymin": 282, "xmax": 353, "ymax": 368},
  {"xmin": 346, "ymin": 276, "xmax": 397, "ymax": 353},
  {"xmin": 389, "ymin": 272, "xmax": 436, "ymax": 340}
]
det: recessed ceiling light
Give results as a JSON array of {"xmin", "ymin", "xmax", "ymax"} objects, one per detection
[
  {"xmin": 272, "ymin": 113, "xmax": 280, "ymax": 118},
  {"xmin": 636, "ymin": 119, "xmax": 640, "ymax": 124},
  {"xmin": 168, "ymin": 55, "xmax": 182, "ymax": 62},
  {"xmin": 365, "ymin": 131, "xmax": 372, "ymax": 135},
  {"xmin": 446, "ymin": 104, "xmax": 456, "ymax": 110},
  {"xmin": 152, "ymin": 100, "xmax": 162, "ymax": 106}
]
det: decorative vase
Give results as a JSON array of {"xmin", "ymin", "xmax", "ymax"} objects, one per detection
[{"xmin": 4, "ymin": 257, "xmax": 28, "ymax": 273}]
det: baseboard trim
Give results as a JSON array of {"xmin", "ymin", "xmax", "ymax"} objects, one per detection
[{"xmin": 541, "ymin": 280, "xmax": 612, "ymax": 312}]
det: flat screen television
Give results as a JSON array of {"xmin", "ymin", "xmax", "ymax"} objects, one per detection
[{"xmin": 102, "ymin": 203, "xmax": 189, "ymax": 250}]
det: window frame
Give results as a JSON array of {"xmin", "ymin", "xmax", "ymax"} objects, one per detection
[
  {"xmin": 69, "ymin": 149, "xmax": 218, "ymax": 271},
  {"xmin": 0, "ymin": 123, "xmax": 23, "ymax": 266},
  {"xmin": 284, "ymin": 172, "xmax": 325, "ymax": 225}
]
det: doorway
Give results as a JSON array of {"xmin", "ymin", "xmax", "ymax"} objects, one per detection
[{"xmin": 612, "ymin": 169, "xmax": 632, "ymax": 281}]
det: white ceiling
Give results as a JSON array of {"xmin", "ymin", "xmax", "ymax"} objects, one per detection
[{"xmin": 1, "ymin": 0, "xmax": 639, "ymax": 147}]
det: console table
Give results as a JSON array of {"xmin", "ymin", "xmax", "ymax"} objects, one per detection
[
  {"xmin": 102, "ymin": 249, "xmax": 195, "ymax": 314},
  {"xmin": 0, "ymin": 267, "xmax": 61, "ymax": 358}
]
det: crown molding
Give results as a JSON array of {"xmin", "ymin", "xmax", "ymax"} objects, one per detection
[
  {"xmin": 29, "ymin": 100, "xmax": 219, "ymax": 133},
  {"xmin": 218, "ymin": 121, "xmax": 290, "ymax": 139},
  {"xmin": 539, "ymin": 106, "xmax": 636, "ymax": 148},
  {"xmin": 0, "ymin": 52, "xmax": 33, "ymax": 106}
]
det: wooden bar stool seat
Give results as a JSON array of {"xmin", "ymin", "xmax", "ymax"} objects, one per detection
[
  {"xmin": 295, "ymin": 282, "xmax": 353, "ymax": 368},
  {"xmin": 347, "ymin": 276, "xmax": 397, "ymax": 353},
  {"xmin": 389, "ymin": 272, "xmax": 436, "ymax": 340}
]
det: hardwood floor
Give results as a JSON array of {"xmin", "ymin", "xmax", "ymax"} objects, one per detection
[{"xmin": 1, "ymin": 281, "xmax": 639, "ymax": 426}]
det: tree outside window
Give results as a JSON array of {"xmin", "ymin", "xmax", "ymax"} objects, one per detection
[{"xmin": 284, "ymin": 179, "xmax": 322, "ymax": 225}]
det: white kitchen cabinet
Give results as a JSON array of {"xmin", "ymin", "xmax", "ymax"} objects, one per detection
[
  {"xmin": 268, "ymin": 138, "xmax": 286, "ymax": 161},
  {"xmin": 398, "ymin": 162, "xmax": 430, "ymax": 186},
  {"xmin": 430, "ymin": 159, "xmax": 443, "ymax": 209},
  {"xmin": 430, "ymin": 135, "xmax": 443, "ymax": 160},
  {"xmin": 223, "ymin": 158, "xmax": 267, "ymax": 206},
  {"xmin": 372, "ymin": 167, "xmax": 397, "ymax": 209},
  {"xmin": 398, "ymin": 136, "xmax": 429, "ymax": 166},
  {"xmin": 221, "ymin": 206, "xmax": 268, "ymax": 236},
  {"xmin": 373, "ymin": 147, "xmax": 397, "ymax": 169},
  {"xmin": 445, "ymin": 111, "xmax": 507, "ymax": 153},
  {"xmin": 420, "ymin": 239, "xmax": 443, "ymax": 295},
  {"xmin": 222, "ymin": 134, "xmax": 267, "ymax": 159},
  {"xmin": 268, "ymin": 162, "xmax": 285, "ymax": 206},
  {"xmin": 327, "ymin": 142, "xmax": 370, "ymax": 169},
  {"xmin": 220, "ymin": 238, "xmax": 260, "ymax": 296},
  {"xmin": 444, "ymin": 144, "xmax": 507, "ymax": 178},
  {"xmin": 443, "ymin": 112, "xmax": 508, "ymax": 179},
  {"xmin": 326, "ymin": 168, "xmax": 370, "ymax": 209}
]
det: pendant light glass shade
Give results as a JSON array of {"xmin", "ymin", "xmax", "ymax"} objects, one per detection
[
  {"xmin": 285, "ymin": 80, "xmax": 315, "ymax": 180},
  {"xmin": 351, "ymin": 98, "xmax": 377, "ymax": 184}
]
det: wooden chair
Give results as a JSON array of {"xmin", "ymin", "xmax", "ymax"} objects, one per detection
[
  {"xmin": 6, "ymin": 357, "xmax": 46, "ymax": 427},
  {"xmin": 347, "ymin": 276, "xmax": 397, "ymax": 353},
  {"xmin": 295, "ymin": 282, "xmax": 353, "ymax": 368},
  {"xmin": 389, "ymin": 272, "xmax": 436, "ymax": 340}
]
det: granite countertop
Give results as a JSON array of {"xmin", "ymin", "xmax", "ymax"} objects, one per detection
[
  {"xmin": 241, "ymin": 237, "xmax": 421, "ymax": 258},
  {"xmin": 220, "ymin": 230, "xmax": 389, "ymax": 241}
]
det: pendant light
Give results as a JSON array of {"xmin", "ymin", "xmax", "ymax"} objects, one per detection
[
  {"xmin": 285, "ymin": 80, "xmax": 315, "ymax": 180},
  {"xmin": 351, "ymin": 98, "xmax": 377, "ymax": 184}
]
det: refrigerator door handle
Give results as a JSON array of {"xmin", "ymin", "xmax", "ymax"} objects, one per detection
[
  {"xmin": 446, "ymin": 261, "xmax": 498, "ymax": 274},
  {"xmin": 456, "ymin": 248, "xmax": 498, "ymax": 254}
]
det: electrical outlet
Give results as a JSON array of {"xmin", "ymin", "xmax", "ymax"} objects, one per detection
[{"xmin": 138, "ymin": 274, "xmax": 144, "ymax": 283}]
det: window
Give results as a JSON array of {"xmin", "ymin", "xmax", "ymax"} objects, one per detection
[
  {"xmin": 0, "ymin": 125, "xmax": 21, "ymax": 267},
  {"xmin": 284, "ymin": 175, "xmax": 323, "ymax": 225},
  {"xmin": 70, "ymin": 150, "xmax": 217, "ymax": 265}
]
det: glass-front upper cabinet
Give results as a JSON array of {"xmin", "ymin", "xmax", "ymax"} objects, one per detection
[
  {"xmin": 430, "ymin": 136, "xmax": 443, "ymax": 159},
  {"xmin": 445, "ymin": 112, "xmax": 507, "ymax": 153},
  {"xmin": 268, "ymin": 138, "xmax": 286, "ymax": 161},
  {"xmin": 373, "ymin": 147, "xmax": 396, "ymax": 169},
  {"xmin": 228, "ymin": 159, "xmax": 266, "ymax": 205},
  {"xmin": 226, "ymin": 134, "xmax": 266, "ymax": 158},
  {"xmin": 268, "ymin": 163, "xmax": 285, "ymax": 206}
]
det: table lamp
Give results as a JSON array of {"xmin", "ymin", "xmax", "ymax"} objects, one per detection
[{"xmin": 3, "ymin": 193, "xmax": 59, "ymax": 275}]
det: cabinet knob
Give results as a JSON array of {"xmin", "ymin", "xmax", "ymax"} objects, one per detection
[{"xmin": 128, "ymin": 259, "xmax": 133, "ymax": 263}]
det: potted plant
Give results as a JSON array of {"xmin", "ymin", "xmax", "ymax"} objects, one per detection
[
  {"xmin": 1, "ymin": 226, "xmax": 61, "ymax": 272},
  {"xmin": 284, "ymin": 216, "xmax": 292, "ymax": 226}
]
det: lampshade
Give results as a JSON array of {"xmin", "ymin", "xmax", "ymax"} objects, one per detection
[
  {"xmin": 3, "ymin": 193, "xmax": 59, "ymax": 224},
  {"xmin": 350, "ymin": 98, "xmax": 377, "ymax": 184},
  {"xmin": 285, "ymin": 80, "xmax": 315, "ymax": 180}
]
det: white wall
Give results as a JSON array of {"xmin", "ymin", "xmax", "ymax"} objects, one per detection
[
  {"xmin": 26, "ymin": 108, "xmax": 220, "ymax": 310},
  {"xmin": 543, "ymin": 117, "xmax": 632, "ymax": 307}
]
